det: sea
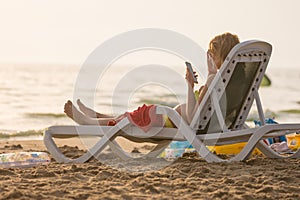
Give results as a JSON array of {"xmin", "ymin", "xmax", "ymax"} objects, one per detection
[{"xmin": 0, "ymin": 63, "xmax": 299, "ymax": 137}]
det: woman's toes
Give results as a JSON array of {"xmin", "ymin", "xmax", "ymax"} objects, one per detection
[{"xmin": 77, "ymin": 99, "xmax": 85, "ymax": 110}]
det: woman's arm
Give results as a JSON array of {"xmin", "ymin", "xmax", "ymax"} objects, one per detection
[
  {"xmin": 185, "ymin": 67, "xmax": 198, "ymax": 124},
  {"xmin": 190, "ymin": 52, "xmax": 218, "ymax": 121}
]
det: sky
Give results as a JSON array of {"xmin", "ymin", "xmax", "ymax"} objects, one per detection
[{"xmin": 0, "ymin": 0, "xmax": 299, "ymax": 68}]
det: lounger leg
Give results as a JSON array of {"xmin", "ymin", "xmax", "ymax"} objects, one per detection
[
  {"xmin": 257, "ymin": 140, "xmax": 300, "ymax": 159},
  {"xmin": 77, "ymin": 120, "xmax": 132, "ymax": 163},
  {"xmin": 231, "ymin": 124, "xmax": 300, "ymax": 161},
  {"xmin": 106, "ymin": 140, "xmax": 133, "ymax": 161},
  {"xmin": 105, "ymin": 140, "xmax": 171, "ymax": 160},
  {"xmin": 44, "ymin": 130, "xmax": 94, "ymax": 163},
  {"xmin": 109, "ymin": 140, "xmax": 171, "ymax": 161},
  {"xmin": 44, "ymin": 119, "xmax": 131, "ymax": 163},
  {"xmin": 176, "ymin": 121, "xmax": 226, "ymax": 162},
  {"xmin": 156, "ymin": 105, "xmax": 227, "ymax": 162},
  {"xmin": 256, "ymin": 141, "xmax": 283, "ymax": 158},
  {"xmin": 110, "ymin": 140, "xmax": 171, "ymax": 159},
  {"xmin": 145, "ymin": 140, "xmax": 171, "ymax": 158}
]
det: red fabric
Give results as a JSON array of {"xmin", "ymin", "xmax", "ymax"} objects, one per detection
[{"xmin": 107, "ymin": 104, "xmax": 163, "ymax": 132}]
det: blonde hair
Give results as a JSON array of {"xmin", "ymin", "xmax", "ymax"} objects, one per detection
[{"xmin": 209, "ymin": 32, "xmax": 240, "ymax": 64}]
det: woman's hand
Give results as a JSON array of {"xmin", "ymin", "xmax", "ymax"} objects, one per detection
[
  {"xmin": 185, "ymin": 67, "xmax": 198, "ymax": 88},
  {"xmin": 207, "ymin": 52, "xmax": 218, "ymax": 75}
]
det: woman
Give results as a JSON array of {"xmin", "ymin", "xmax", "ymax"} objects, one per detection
[{"xmin": 64, "ymin": 32, "xmax": 240, "ymax": 126}]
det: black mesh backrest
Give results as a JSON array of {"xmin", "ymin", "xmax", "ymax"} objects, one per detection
[
  {"xmin": 193, "ymin": 41, "xmax": 272, "ymax": 134},
  {"xmin": 226, "ymin": 62, "xmax": 261, "ymax": 127}
]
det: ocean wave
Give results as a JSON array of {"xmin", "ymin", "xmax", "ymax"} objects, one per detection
[
  {"xmin": 24, "ymin": 113, "xmax": 66, "ymax": 118},
  {"xmin": 0, "ymin": 129, "xmax": 43, "ymax": 139},
  {"xmin": 246, "ymin": 109, "xmax": 278, "ymax": 122},
  {"xmin": 279, "ymin": 109, "xmax": 300, "ymax": 114},
  {"xmin": 246, "ymin": 108, "xmax": 300, "ymax": 124},
  {"xmin": 137, "ymin": 98, "xmax": 178, "ymax": 108}
]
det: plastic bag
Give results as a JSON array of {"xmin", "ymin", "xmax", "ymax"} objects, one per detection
[{"xmin": 0, "ymin": 152, "xmax": 50, "ymax": 168}]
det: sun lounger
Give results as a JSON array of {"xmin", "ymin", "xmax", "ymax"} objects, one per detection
[{"xmin": 44, "ymin": 40, "xmax": 300, "ymax": 163}]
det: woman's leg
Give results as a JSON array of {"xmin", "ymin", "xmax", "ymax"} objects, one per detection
[
  {"xmin": 77, "ymin": 99, "xmax": 113, "ymax": 118},
  {"xmin": 173, "ymin": 103, "xmax": 188, "ymax": 122},
  {"xmin": 64, "ymin": 100, "xmax": 114, "ymax": 125}
]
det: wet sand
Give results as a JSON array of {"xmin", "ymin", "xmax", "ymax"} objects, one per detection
[{"xmin": 0, "ymin": 139, "xmax": 300, "ymax": 199}]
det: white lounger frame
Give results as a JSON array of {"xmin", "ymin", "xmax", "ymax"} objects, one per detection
[{"xmin": 44, "ymin": 40, "xmax": 300, "ymax": 163}]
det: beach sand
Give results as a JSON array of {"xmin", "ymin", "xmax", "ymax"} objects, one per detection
[{"xmin": 1, "ymin": 138, "xmax": 300, "ymax": 200}]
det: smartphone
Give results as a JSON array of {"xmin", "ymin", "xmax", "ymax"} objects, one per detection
[{"xmin": 185, "ymin": 61, "xmax": 198, "ymax": 83}]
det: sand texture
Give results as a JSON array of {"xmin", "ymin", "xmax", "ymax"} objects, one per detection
[{"xmin": 0, "ymin": 139, "xmax": 300, "ymax": 200}]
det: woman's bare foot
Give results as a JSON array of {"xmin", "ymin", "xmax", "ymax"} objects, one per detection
[
  {"xmin": 64, "ymin": 100, "xmax": 74, "ymax": 118},
  {"xmin": 76, "ymin": 99, "xmax": 98, "ymax": 118},
  {"xmin": 64, "ymin": 100, "xmax": 88, "ymax": 125},
  {"xmin": 77, "ymin": 99, "xmax": 112, "ymax": 118}
]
